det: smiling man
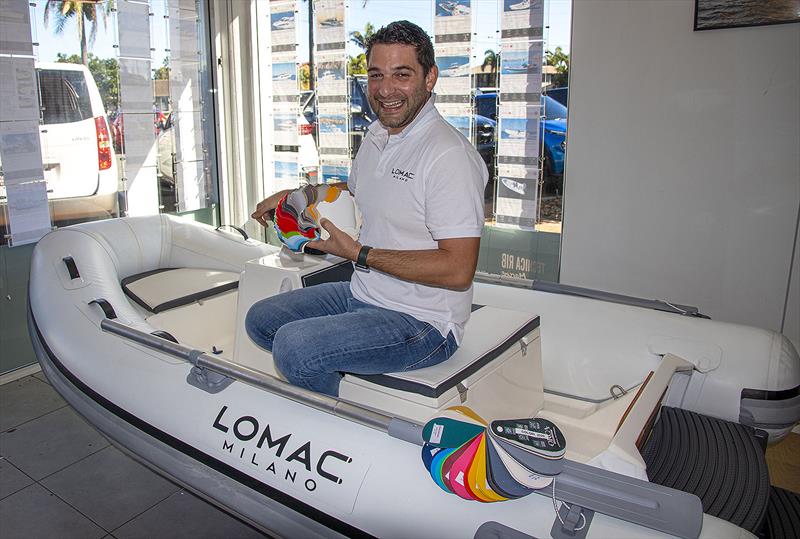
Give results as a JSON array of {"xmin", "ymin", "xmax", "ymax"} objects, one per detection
[{"xmin": 247, "ymin": 21, "xmax": 488, "ymax": 397}]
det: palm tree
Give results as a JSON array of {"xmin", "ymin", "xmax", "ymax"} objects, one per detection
[
  {"xmin": 545, "ymin": 46, "xmax": 570, "ymax": 88},
  {"xmin": 481, "ymin": 49, "xmax": 499, "ymax": 87},
  {"xmin": 349, "ymin": 22, "xmax": 375, "ymax": 52},
  {"xmin": 44, "ymin": 0, "xmax": 112, "ymax": 66},
  {"xmin": 545, "ymin": 46, "xmax": 569, "ymax": 72}
]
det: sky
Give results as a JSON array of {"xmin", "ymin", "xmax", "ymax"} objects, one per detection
[{"xmin": 33, "ymin": 0, "xmax": 572, "ymax": 66}]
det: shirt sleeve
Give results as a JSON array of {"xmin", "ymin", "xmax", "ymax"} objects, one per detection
[{"xmin": 425, "ymin": 144, "xmax": 488, "ymax": 240}]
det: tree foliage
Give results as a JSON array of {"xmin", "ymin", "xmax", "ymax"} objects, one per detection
[
  {"xmin": 299, "ymin": 63, "xmax": 310, "ymax": 91},
  {"xmin": 57, "ymin": 52, "xmax": 119, "ymax": 112},
  {"xmin": 545, "ymin": 46, "xmax": 570, "ymax": 88},
  {"xmin": 349, "ymin": 22, "xmax": 375, "ymax": 52},
  {"xmin": 482, "ymin": 49, "xmax": 500, "ymax": 87},
  {"xmin": 44, "ymin": 1, "xmax": 114, "ymax": 65},
  {"xmin": 348, "ymin": 53, "xmax": 367, "ymax": 76},
  {"xmin": 154, "ymin": 57, "xmax": 170, "ymax": 81}
]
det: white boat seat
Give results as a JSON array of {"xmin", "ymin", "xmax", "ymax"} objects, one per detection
[
  {"xmin": 340, "ymin": 305, "xmax": 544, "ymax": 422},
  {"xmin": 122, "ymin": 267, "xmax": 240, "ymax": 313},
  {"xmin": 351, "ymin": 305, "xmax": 538, "ymax": 397}
]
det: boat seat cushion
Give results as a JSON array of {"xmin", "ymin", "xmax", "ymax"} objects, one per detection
[
  {"xmin": 351, "ymin": 306, "xmax": 539, "ymax": 398},
  {"xmin": 122, "ymin": 268, "xmax": 240, "ymax": 313}
]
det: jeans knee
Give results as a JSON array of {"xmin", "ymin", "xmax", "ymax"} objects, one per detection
[
  {"xmin": 245, "ymin": 300, "xmax": 276, "ymax": 350},
  {"xmin": 272, "ymin": 327, "xmax": 301, "ymax": 380}
]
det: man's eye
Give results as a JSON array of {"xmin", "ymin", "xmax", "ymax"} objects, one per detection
[
  {"xmin": 396, "ymin": 73, "xmax": 410, "ymax": 79},
  {"xmin": 369, "ymin": 73, "xmax": 382, "ymax": 79}
]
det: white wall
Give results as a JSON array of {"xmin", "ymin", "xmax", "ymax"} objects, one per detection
[{"xmin": 560, "ymin": 0, "xmax": 800, "ymax": 347}]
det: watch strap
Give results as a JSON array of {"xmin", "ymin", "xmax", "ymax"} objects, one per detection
[{"xmin": 356, "ymin": 245, "xmax": 372, "ymax": 270}]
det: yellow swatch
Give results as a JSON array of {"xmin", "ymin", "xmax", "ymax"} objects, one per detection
[
  {"xmin": 447, "ymin": 405, "xmax": 488, "ymax": 426},
  {"xmin": 469, "ymin": 433, "xmax": 508, "ymax": 502}
]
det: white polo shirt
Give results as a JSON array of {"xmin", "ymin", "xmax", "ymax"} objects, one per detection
[{"xmin": 348, "ymin": 95, "xmax": 488, "ymax": 343}]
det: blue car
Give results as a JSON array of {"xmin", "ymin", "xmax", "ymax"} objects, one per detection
[{"xmin": 475, "ymin": 92, "xmax": 567, "ymax": 183}]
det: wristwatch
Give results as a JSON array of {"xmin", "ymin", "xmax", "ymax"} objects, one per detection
[{"xmin": 355, "ymin": 245, "xmax": 372, "ymax": 271}]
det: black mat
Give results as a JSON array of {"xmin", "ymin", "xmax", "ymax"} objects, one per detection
[
  {"xmin": 764, "ymin": 486, "xmax": 800, "ymax": 539},
  {"xmin": 641, "ymin": 406, "xmax": 770, "ymax": 533}
]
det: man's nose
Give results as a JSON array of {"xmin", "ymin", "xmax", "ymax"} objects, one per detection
[{"xmin": 374, "ymin": 79, "xmax": 394, "ymax": 97}]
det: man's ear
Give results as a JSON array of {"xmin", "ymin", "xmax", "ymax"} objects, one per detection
[{"xmin": 426, "ymin": 65, "xmax": 438, "ymax": 92}]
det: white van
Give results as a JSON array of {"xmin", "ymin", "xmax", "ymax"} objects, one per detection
[
  {"xmin": 1, "ymin": 62, "xmax": 119, "ymax": 231},
  {"xmin": 36, "ymin": 62, "xmax": 119, "ymax": 222}
]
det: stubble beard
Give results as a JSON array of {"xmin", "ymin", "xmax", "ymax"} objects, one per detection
[{"xmin": 371, "ymin": 85, "xmax": 430, "ymax": 132}]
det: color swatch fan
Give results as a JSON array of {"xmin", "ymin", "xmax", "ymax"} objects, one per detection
[
  {"xmin": 273, "ymin": 185, "xmax": 359, "ymax": 253},
  {"xmin": 420, "ymin": 407, "xmax": 566, "ymax": 503}
]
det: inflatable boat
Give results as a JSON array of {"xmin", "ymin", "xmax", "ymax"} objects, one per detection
[{"xmin": 28, "ymin": 215, "xmax": 800, "ymax": 538}]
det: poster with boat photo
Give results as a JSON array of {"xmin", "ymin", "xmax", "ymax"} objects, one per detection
[
  {"xmin": 321, "ymin": 163, "xmax": 350, "ymax": 184},
  {"xmin": 435, "ymin": 1, "xmax": 471, "ymax": 41},
  {"xmin": 269, "ymin": 1, "xmax": 296, "ymax": 49},
  {"xmin": 497, "ymin": 102, "xmax": 541, "ymax": 158},
  {"xmin": 434, "ymin": 51, "xmax": 472, "ymax": 97},
  {"xmin": 271, "ymin": 62, "xmax": 297, "ymax": 95},
  {"xmin": 501, "ymin": 0, "xmax": 544, "ymax": 40},
  {"xmin": 317, "ymin": 112, "xmax": 349, "ymax": 154},
  {"xmin": 272, "ymin": 112, "xmax": 298, "ymax": 147},
  {"xmin": 499, "ymin": 40, "xmax": 542, "ymax": 99},
  {"xmin": 315, "ymin": 57, "xmax": 347, "ymax": 97},
  {"xmin": 315, "ymin": 0, "xmax": 345, "ymax": 48},
  {"xmin": 694, "ymin": 0, "xmax": 800, "ymax": 31}
]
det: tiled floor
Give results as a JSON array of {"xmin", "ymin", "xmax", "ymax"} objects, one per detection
[{"xmin": 0, "ymin": 373, "xmax": 268, "ymax": 539}]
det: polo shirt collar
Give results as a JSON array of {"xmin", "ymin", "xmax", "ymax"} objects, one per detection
[{"xmin": 367, "ymin": 93, "xmax": 438, "ymax": 148}]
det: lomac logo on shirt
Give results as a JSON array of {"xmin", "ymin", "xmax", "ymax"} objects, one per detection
[{"xmin": 391, "ymin": 167, "xmax": 415, "ymax": 182}]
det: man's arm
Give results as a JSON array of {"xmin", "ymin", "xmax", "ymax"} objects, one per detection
[
  {"xmin": 251, "ymin": 182, "xmax": 350, "ymax": 227},
  {"xmin": 311, "ymin": 219, "xmax": 479, "ymax": 291}
]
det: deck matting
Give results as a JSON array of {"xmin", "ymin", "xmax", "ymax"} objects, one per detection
[
  {"xmin": 764, "ymin": 486, "xmax": 800, "ymax": 539},
  {"xmin": 641, "ymin": 406, "xmax": 770, "ymax": 533}
]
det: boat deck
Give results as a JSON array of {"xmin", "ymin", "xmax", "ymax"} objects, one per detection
[{"xmin": 0, "ymin": 373, "xmax": 268, "ymax": 538}]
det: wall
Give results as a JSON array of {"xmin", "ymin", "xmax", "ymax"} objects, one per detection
[{"xmin": 560, "ymin": 0, "xmax": 800, "ymax": 348}]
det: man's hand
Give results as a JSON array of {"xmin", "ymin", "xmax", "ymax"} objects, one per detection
[
  {"xmin": 307, "ymin": 218, "xmax": 361, "ymax": 261},
  {"xmin": 251, "ymin": 189, "xmax": 291, "ymax": 227}
]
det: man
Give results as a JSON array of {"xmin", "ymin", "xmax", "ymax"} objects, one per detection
[{"xmin": 247, "ymin": 20, "xmax": 487, "ymax": 397}]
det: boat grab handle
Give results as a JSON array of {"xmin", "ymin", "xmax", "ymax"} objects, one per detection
[
  {"xmin": 89, "ymin": 299, "xmax": 117, "ymax": 319},
  {"xmin": 99, "ymin": 317, "xmax": 702, "ymax": 539},
  {"xmin": 215, "ymin": 224, "xmax": 249, "ymax": 240}
]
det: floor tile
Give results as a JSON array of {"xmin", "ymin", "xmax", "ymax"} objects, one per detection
[
  {"xmin": 33, "ymin": 370, "xmax": 50, "ymax": 384},
  {"xmin": 0, "ymin": 457, "xmax": 33, "ymax": 500},
  {"xmin": 113, "ymin": 490, "xmax": 267, "ymax": 539},
  {"xmin": 42, "ymin": 445, "xmax": 180, "ymax": 531},
  {"xmin": 0, "ymin": 483, "xmax": 106, "ymax": 539},
  {"xmin": 0, "ymin": 406, "xmax": 108, "ymax": 480},
  {"xmin": 0, "ymin": 375, "xmax": 66, "ymax": 432}
]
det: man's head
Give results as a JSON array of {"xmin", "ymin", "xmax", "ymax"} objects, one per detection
[{"xmin": 365, "ymin": 21, "xmax": 438, "ymax": 135}]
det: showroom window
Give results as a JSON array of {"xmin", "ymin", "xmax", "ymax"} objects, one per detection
[
  {"xmin": 0, "ymin": 0, "xmax": 218, "ymax": 247},
  {"xmin": 250, "ymin": 0, "xmax": 571, "ymax": 282}
]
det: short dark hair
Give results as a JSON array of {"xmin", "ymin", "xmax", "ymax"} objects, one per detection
[{"xmin": 366, "ymin": 21, "xmax": 435, "ymax": 76}]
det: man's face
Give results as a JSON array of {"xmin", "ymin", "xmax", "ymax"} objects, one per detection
[{"xmin": 367, "ymin": 43, "xmax": 438, "ymax": 135}]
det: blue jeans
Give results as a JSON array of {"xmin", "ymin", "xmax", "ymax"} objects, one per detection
[{"xmin": 245, "ymin": 281, "xmax": 458, "ymax": 397}]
